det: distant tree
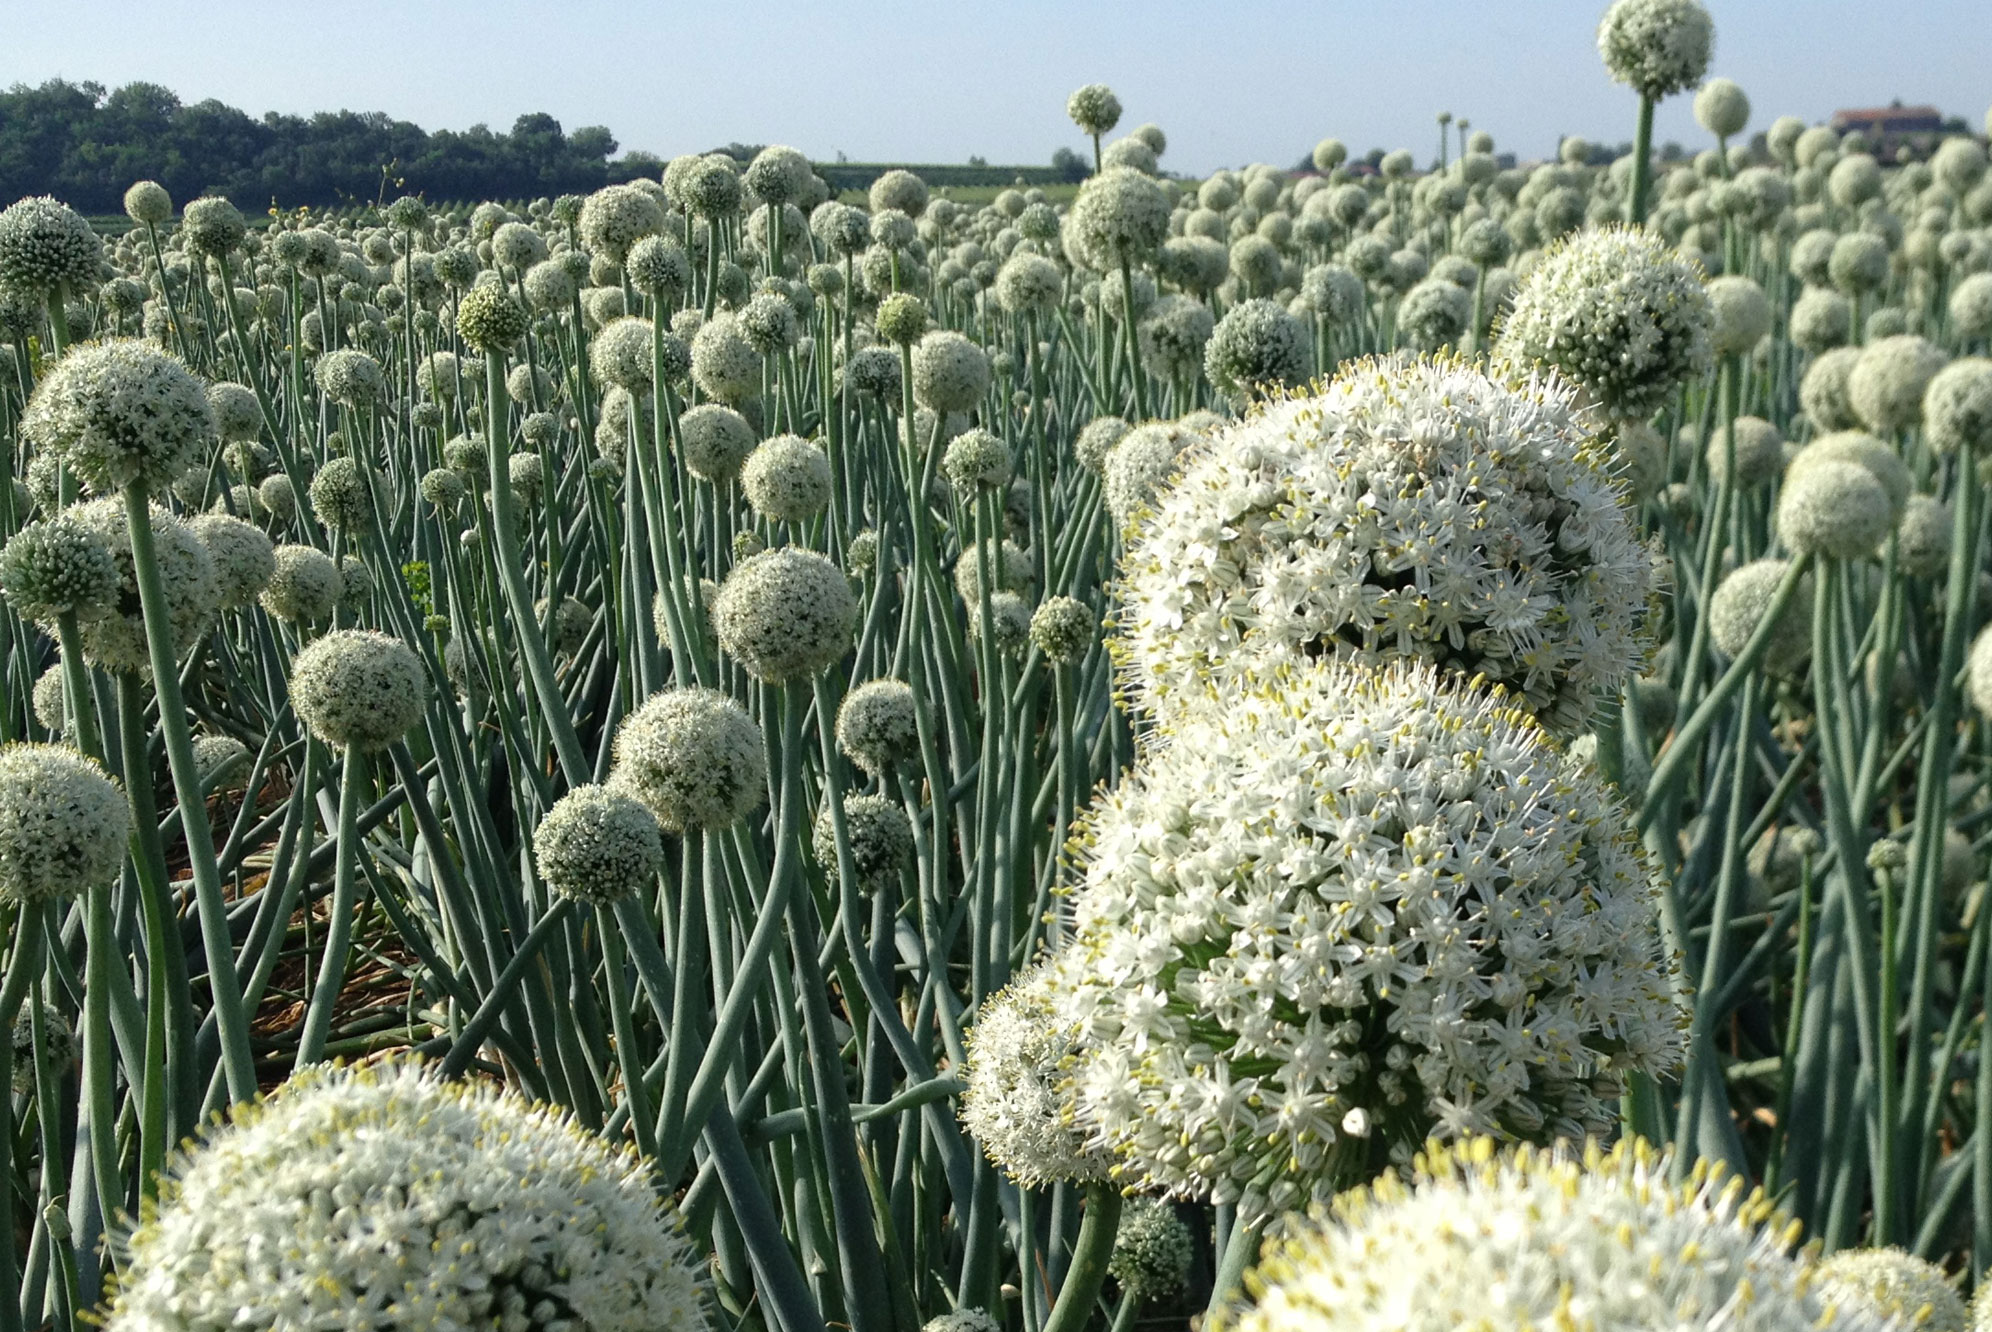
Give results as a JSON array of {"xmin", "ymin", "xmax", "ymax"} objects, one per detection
[
  {"xmin": 968, "ymin": 154, "xmax": 987, "ymax": 168},
  {"xmin": 0, "ymin": 77, "xmax": 641, "ymax": 210},
  {"xmin": 1051, "ymin": 146, "xmax": 1089, "ymax": 181}
]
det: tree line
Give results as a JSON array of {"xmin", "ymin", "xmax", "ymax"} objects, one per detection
[{"xmin": 0, "ymin": 78, "xmax": 658, "ymax": 214}]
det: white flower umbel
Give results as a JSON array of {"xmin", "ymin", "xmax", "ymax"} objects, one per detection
[
  {"xmin": 1113, "ymin": 353, "xmax": 1652, "ymax": 737},
  {"xmin": 961, "ymin": 961, "xmax": 1114, "ymax": 1191},
  {"xmin": 105, "ymin": 1059, "xmax": 710, "ymax": 1332},
  {"xmin": 1051, "ymin": 660, "xmax": 1685, "ymax": 1226},
  {"xmin": 1216, "ymin": 1138, "xmax": 1880, "ymax": 1332}
]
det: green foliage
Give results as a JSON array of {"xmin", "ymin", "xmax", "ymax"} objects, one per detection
[{"xmin": 0, "ymin": 78, "xmax": 645, "ymax": 212}]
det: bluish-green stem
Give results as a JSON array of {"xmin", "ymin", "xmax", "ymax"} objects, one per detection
[
  {"xmin": 1628, "ymin": 96, "xmax": 1655, "ymax": 225},
  {"xmin": 433, "ymin": 897, "xmax": 578, "ymax": 1078},
  {"xmin": 1206, "ymin": 1210, "xmax": 1266, "ymax": 1321},
  {"xmin": 1897, "ymin": 437, "xmax": 1981, "ymax": 1212},
  {"xmin": 1118, "ymin": 256, "xmax": 1151, "ymax": 420},
  {"xmin": 1808, "ymin": 558, "xmax": 1890, "ymax": 1241},
  {"xmin": 481, "ymin": 346, "xmax": 589, "ymax": 785},
  {"xmin": 122, "ymin": 482, "xmax": 258, "ymax": 1102},
  {"xmin": 1041, "ymin": 1182, "xmax": 1123, "ymax": 1332},
  {"xmin": 1672, "ymin": 673, "xmax": 1759, "ymax": 1179},
  {"xmin": 1640, "ymin": 551, "xmax": 1814, "ymax": 831},
  {"xmin": 295, "ymin": 744, "xmax": 365, "ymax": 1068},
  {"xmin": 1763, "ymin": 855, "xmax": 1817, "ymax": 1198},
  {"xmin": 1978, "ymin": 857, "xmax": 1992, "ymax": 1272}
]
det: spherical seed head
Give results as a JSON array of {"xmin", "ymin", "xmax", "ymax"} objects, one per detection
[
  {"xmin": 944, "ymin": 427, "xmax": 1012, "ymax": 491},
  {"xmin": 590, "ymin": 316, "xmax": 656, "ymax": 393},
  {"xmin": 1053, "ymin": 660, "xmax": 1683, "ymax": 1223},
  {"xmin": 1140, "ymin": 295, "xmax": 1217, "ymax": 379},
  {"xmin": 740, "ymin": 292, "xmax": 800, "ymax": 356},
  {"xmin": 1693, "ymin": 77, "xmax": 1750, "ymax": 138},
  {"xmin": 577, "ymin": 183, "xmax": 664, "ymax": 264},
  {"xmin": 911, "ymin": 331, "xmax": 992, "ymax": 414},
  {"xmin": 1968, "ymin": 625, "xmax": 1992, "ymax": 721},
  {"xmin": 419, "ymin": 468, "xmax": 467, "ymax": 514},
  {"xmin": 713, "ymin": 546, "xmax": 855, "ymax": 683},
  {"xmin": 683, "ymin": 156, "xmax": 743, "ymax": 219},
  {"xmin": 0, "ymin": 743, "xmax": 130, "ymax": 904},
  {"xmin": 1703, "ymin": 415, "xmax": 1783, "ymax": 488},
  {"xmin": 812, "ymin": 792, "xmax": 913, "ymax": 890},
  {"xmin": 1396, "ymin": 278, "xmax": 1473, "ymax": 352},
  {"xmin": 626, "ymin": 235, "xmax": 691, "ymax": 297},
  {"xmin": 455, "ymin": 283, "xmax": 528, "ymax": 354},
  {"xmin": 843, "ymin": 346, "xmax": 902, "ymax": 402},
  {"xmin": 960, "ymin": 961, "xmax": 1113, "ymax": 1189},
  {"xmin": 1710, "ymin": 558, "xmax": 1811, "ymax": 673},
  {"xmin": 1117, "ymin": 354, "xmax": 1653, "ymax": 737},
  {"xmin": 308, "ymin": 456, "xmax": 371, "ymax": 530},
  {"xmin": 104, "ymin": 1058, "xmax": 708, "ymax": 1332},
  {"xmin": 1706, "ymin": 275, "xmax": 1772, "ymax": 357},
  {"xmin": 1829, "ymin": 231, "xmax": 1890, "ymax": 295},
  {"xmin": 689, "ymin": 314, "xmax": 759, "ymax": 404},
  {"xmin": 206, "ymin": 381, "xmax": 263, "ymax": 443},
  {"xmin": 1494, "ymin": 225, "xmax": 1712, "ymax": 419},
  {"xmin": 1813, "ymin": 1249, "xmax": 1968, "ymax": 1332},
  {"xmin": 1597, "ymin": 0, "xmax": 1714, "ymax": 100},
  {"xmin": 0, "ymin": 517, "xmax": 121, "ymax": 625},
  {"xmin": 1787, "ymin": 430, "xmax": 1910, "ymax": 519},
  {"xmin": 190, "ymin": 513, "xmax": 275, "ymax": 611},
  {"xmin": 0, "ymin": 196, "xmax": 102, "ymax": 296},
  {"xmin": 179, "ymin": 195, "xmax": 247, "ymax": 259},
  {"xmin": 1925, "ymin": 358, "xmax": 1992, "ymax": 455},
  {"xmin": 1312, "ymin": 138, "xmax": 1349, "ymax": 171},
  {"xmin": 925, "ymin": 1312, "xmax": 1001, "ymax": 1332},
  {"xmin": 1788, "ymin": 287, "xmax": 1851, "ymax": 354},
  {"xmin": 1103, "ymin": 421, "xmax": 1199, "ymax": 527},
  {"xmin": 611, "ymin": 686, "xmax": 766, "ymax": 833},
  {"xmin": 677, "ymin": 404, "xmax": 756, "ymax": 483},
  {"xmin": 1029, "ymin": 595, "xmax": 1096, "ymax": 664},
  {"xmin": 1800, "ymin": 346, "xmax": 1862, "ymax": 432},
  {"xmin": 1204, "ymin": 297, "xmax": 1311, "ymax": 401},
  {"xmin": 876, "ymin": 293, "xmax": 930, "ymax": 346},
  {"xmin": 30, "ymin": 666, "xmax": 64, "ymax": 734},
  {"xmin": 312, "ymin": 347, "xmax": 384, "ymax": 409},
  {"xmin": 1067, "ymin": 84, "xmax": 1123, "ymax": 137},
  {"xmin": 289, "ymin": 629, "xmax": 427, "ymax": 750},
  {"xmin": 744, "ymin": 145, "xmax": 813, "ymax": 208},
  {"xmin": 994, "ymin": 253, "xmax": 1063, "ymax": 315},
  {"xmin": 1849, "ymin": 335, "xmax": 1949, "ymax": 435},
  {"xmin": 868, "ymin": 169, "xmax": 931, "ymax": 219},
  {"xmin": 489, "ymin": 220, "xmax": 547, "ymax": 273},
  {"xmin": 1109, "ymin": 1199, "xmax": 1195, "ymax": 1302},
  {"xmin": 66, "ymin": 498, "xmax": 218, "ymax": 673},
  {"xmin": 836, "ymin": 679, "xmax": 920, "ymax": 776},
  {"xmin": 123, "ymin": 180, "xmax": 174, "ymax": 227},
  {"xmin": 1777, "ymin": 460, "xmax": 1892, "ymax": 561},
  {"xmin": 193, "ymin": 733, "xmax": 252, "ymax": 791},
  {"xmin": 741, "ymin": 435, "xmax": 832, "ymax": 524},
  {"xmin": 1066, "ymin": 168, "xmax": 1171, "ymax": 272},
  {"xmin": 534, "ymin": 784, "xmax": 665, "ymax": 905},
  {"xmin": 1217, "ymin": 1138, "xmax": 1869, "ymax": 1332},
  {"xmin": 1896, "ymin": 494, "xmax": 1953, "ymax": 579},
  {"xmin": 22, "ymin": 339, "xmax": 213, "ymax": 494},
  {"xmin": 260, "ymin": 544, "xmax": 343, "ymax": 624},
  {"xmin": 1075, "ymin": 416, "xmax": 1133, "ymax": 474},
  {"xmin": 1102, "ymin": 136, "xmax": 1160, "ymax": 175}
]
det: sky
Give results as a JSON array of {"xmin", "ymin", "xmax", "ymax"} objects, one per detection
[{"xmin": 3, "ymin": 0, "xmax": 1987, "ymax": 176}]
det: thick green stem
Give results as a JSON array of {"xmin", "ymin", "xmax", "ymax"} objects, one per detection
[
  {"xmin": 481, "ymin": 347, "xmax": 589, "ymax": 785},
  {"xmin": 1042, "ymin": 1183, "xmax": 1123, "ymax": 1332},
  {"xmin": 295, "ymin": 746, "xmax": 365, "ymax": 1068},
  {"xmin": 122, "ymin": 482, "xmax": 258, "ymax": 1102},
  {"xmin": 1628, "ymin": 95, "xmax": 1655, "ymax": 226}
]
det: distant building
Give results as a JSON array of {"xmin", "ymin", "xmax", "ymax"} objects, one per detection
[{"xmin": 1830, "ymin": 102, "xmax": 1943, "ymax": 136}]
